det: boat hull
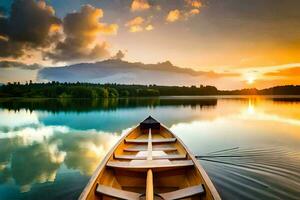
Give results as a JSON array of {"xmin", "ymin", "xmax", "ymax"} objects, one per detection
[{"xmin": 79, "ymin": 117, "xmax": 221, "ymax": 200}]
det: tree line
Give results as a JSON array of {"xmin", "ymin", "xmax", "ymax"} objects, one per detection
[{"xmin": 0, "ymin": 82, "xmax": 299, "ymax": 98}]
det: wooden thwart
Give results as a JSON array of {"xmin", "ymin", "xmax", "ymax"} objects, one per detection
[
  {"xmin": 96, "ymin": 184, "xmax": 205, "ymax": 200},
  {"xmin": 125, "ymin": 138, "xmax": 177, "ymax": 144},
  {"xmin": 107, "ymin": 160, "xmax": 194, "ymax": 169},
  {"xmin": 159, "ymin": 185, "xmax": 205, "ymax": 200},
  {"xmin": 96, "ymin": 184, "xmax": 140, "ymax": 200},
  {"xmin": 124, "ymin": 147, "xmax": 177, "ymax": 152},
  {"xmin": 114, "ymin": 154, "xmax": 187, "ymax": 160}
]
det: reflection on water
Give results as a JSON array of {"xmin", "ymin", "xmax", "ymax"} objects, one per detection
[
  {"xmin": 0, "ymin": 96, "xmax": 300, "ymax": 200},
  {"xmin": 0, "ymin": 97, "xmax": 217, "ymax": 113},
  {"xmin": 0, "ymin": 122, "xmax": 119, "ymax": 199}
]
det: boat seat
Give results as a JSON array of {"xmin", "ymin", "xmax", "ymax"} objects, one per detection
[
  {"xmin": 114, "ymin": 154, "xmax": 186, "ymax": 160},
  {"xmin": 124, "ymin": 147, "xmax": 177, "ymax": 152},
  {"xmin": 96, "ymin": 184, "xmax": 141, "ymax": 200},
  {"xmin": 114, "ymin": 154, "xmax": 147, "ymax": 160},
  {"xmin": 125, "ymin": 138, "xmax": 177, "ymax": 143},
  {"xmin": 158, "ymin": 184, "xmax": 205, "ymax": 200},
  {"xmin": 107, "ymin": 160, "xmax": 193, "ymax": 170}
]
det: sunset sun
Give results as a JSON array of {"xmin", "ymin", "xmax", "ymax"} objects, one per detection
[
  {"xmin": 247, "ymin": 76, "xmax": 255, "ymax": 84},
  {"xmin": 245, "ymin": 73, "xmax": 256, "ymax": 85}
]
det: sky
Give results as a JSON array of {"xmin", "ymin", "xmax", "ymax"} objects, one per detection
[{"xmin": 1, "ymin": 0, "xmax": 300, "ymax": 89}]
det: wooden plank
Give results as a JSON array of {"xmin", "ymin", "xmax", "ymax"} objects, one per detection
[
  {"xmin": 107, "ymin": 160, "xmax": 194, "ymax": 169},
  {"xmin": 96, "ymin": 184, "xmax": 140, "ymax": 200},
  {"xmin": 114, "ymin": 154, "xmax": 186, "ymax": 160},
  {"xmin": 153, "ymin": 154, "xmax": 186, "ymax": 160},
  {"xmin": 153, "ymin": 147, "xmax": 177, "ymax": 151},
  {"xmin": 146, "ymin": 129, "xmax": 154, "ymax": 200},
  {"xmin": 114, "ymin": 155, "xmax": 147, "ymax": 160},
  {"xmin": 124, "ymin": 147, "xmax": 177, "ymax": 152},
  {"xmin": 147, "ymin": 128, "xmax": 152, "ymax": 160},
  {"xmin": 146, "ymin": 169, "xmax": 153, "ymax": 200},
  {"xmin": 123, "ymin": 147, "xmax": 147, "ymax": 152},
  {"xmin": 159, "ymin": 185, "xmax": 205, "ymax": 200},
  {"xmin": 125, "ymin": 138, "xmax": 177, "ymax": 144}
]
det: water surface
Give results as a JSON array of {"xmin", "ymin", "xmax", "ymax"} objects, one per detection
[{"xmin": 0, "ymin": 96, "xmax": 300, "ymax": 200}]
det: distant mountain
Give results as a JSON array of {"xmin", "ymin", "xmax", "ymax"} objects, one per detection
[{"xmin": 38, "ymin": 59, "xmax": 235, "ymax": 85}]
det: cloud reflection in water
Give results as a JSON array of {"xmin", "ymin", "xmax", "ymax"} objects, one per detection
[{"xmin": 0, "ymin": 122, "xmax": 119, "ymax": 193}]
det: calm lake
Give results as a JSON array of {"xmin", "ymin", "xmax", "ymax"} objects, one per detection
[{"xmin": 0, "ymin": 96, "xmax": 300, "ymax": 200}]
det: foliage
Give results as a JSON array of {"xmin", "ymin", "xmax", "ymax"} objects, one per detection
[{"xmin": 0, "ymin": 82, "xmax": 299, "ymax": 98}]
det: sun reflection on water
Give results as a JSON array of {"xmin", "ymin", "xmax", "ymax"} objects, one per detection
[{"xmin": 246, "ymin": 99, "xmax": 255, "ymax": 115}]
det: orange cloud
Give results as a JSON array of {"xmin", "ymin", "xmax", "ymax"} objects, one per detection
[
  {"xmin": 145, "ymin": 24, "xmax": 154, "ymax": 31},
  {"xmin": 189, "ymin": 8, "xmax": 200, "ymax": 15},
  {"xmin": 49, "ymin": 23, "xmax": 62, "ymax": 34},
  {"xmin": 264, "ymin": 67, "xmax": 300, "ymax": 77},
  {"xmin": 126, "ymin": 16, "xmax": 144, "ymax": 27},
  {"xmin": 166, "ymin": 9, "xmax": 181, "ymax": 22},
  {"xmin": 36, "ymin": 1, "xmax": 56, "ymax": 15},
  {"xmin": 47, "ymin": 5, "xmax": 118, "ymax": 62},
  {"xmin": 125, "ymin": 16, "xmax": 144, "ymax": 32},
  {"xmin": 185, "ymin": 0, "xmax": 203, "ymax": 8},
  {"xmin": 166, "ymin": 2, "xmax": 202, "ymax": 23},
  {"xmin": 125, "ymin": 16, "xmax": 153, "ymax": 32},
  {"xmin": 131, "ymin": 0, "xmax": 150, "ymax": 12}
]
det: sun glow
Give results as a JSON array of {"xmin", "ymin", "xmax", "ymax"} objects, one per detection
[
  {"xmin": 244, "ymin": 72, "xmax": 257, "ymax": 85},
  {"xmin": 247, "ymin": 76, "xmax": 255, "ymax": 84}
]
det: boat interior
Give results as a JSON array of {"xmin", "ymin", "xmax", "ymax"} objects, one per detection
[{"xmin": 82, "ymin": 117, "xmax": 217, "ymax": 200}]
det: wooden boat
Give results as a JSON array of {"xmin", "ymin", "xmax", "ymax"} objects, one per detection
[{"xmin": 79, "ymin": 116, "xmax": 221, "ymax": 200}]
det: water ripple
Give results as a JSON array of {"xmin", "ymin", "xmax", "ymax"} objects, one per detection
[{"xmin": 200, "ymin": 146, "xmax": 300, "ymax": 200}]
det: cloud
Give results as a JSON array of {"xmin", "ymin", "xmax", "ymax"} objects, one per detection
[
  {"xmin": 0, "ymin": 123, "xmax": 118, "ymax": 191},
  {"xmin": 145, "ymin": 24, "xmax": 154, "ymax": 31},
  {"xmin": 52, "ymin": 131, "xmax": 118, "ymax": 175},
  {"xmin": 166, "ymin": 1, "xmax": 202, "ymax": 23},
  {"xmin": 125, "ymin": 16, "xmax": 153, "ymax": 32},
  {"xmin": 125, "ymin": 16, "xmax": 144, "ymax": 32},
  {"xmin": 189, "ymin": 8, "xmax": 200, "ymax": 15},
  {"xmin": 39, "ymin": 59, "xmax": 240, "ymax": 85},
  {"xmin": 0, "ymin": 0, "xmax": 61, "ymax": 58},
  {"xmin": 264, "ymin": 67, "xmax": 300, "ymax": 77},
  {"xmin": 126, "ymin": 16, "xmax": 144, "ymax": 27},
  {"xmin": 111, "ymin": 50, "xmax": 126, "ymax": 60},
  {"xmin": 0, "ymin": 61, "xmax": 40, "ymax": 70},
  {"xmin": 185, "ymin": 0, "xmax": 203, "ymax": 8},
  {"xmin": 11, "ymin": 143, "xmax": 65, "ymax": 192},
  {"xmin": 131, "ymin": 0, "xmax": 151, "ymax": 12},
  {"xmin": 47, "ymin": 5, "xmax": 118, "ymax": 62},
  {"xmin": 166, "ymin": 9, "xmax": 181, "ymax": 22}
]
